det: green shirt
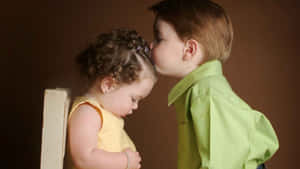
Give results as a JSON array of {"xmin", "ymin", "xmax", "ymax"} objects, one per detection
[{"xmin": 168, "ymin": 60, "xmax": 279, "ymax": 169}]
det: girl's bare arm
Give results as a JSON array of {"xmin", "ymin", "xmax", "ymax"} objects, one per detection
[{"xmin": 68, "ymin": 104, "xmax": 128, "ymax": 169}]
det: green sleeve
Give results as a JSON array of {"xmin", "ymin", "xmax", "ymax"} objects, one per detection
[
  {"xmin": 190, "ymin": 89, "xmax": 279, "ymax": 169},
  {"xmin": 247, "ymin": 111, "xmax": 279, "ymax": 165}
]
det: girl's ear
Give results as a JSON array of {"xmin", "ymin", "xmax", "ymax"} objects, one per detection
[
  {"xmin": 183, "ymin": 39, "xmax": 198, "ymax": 61},
  {"xmin": 99, "ymin": 76, "xmax": 117, "ymax": 94}
]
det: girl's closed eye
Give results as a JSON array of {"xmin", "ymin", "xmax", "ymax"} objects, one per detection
[{"xmin": 131, "ymin": 97, "xmax": 138, "ymax": 103}]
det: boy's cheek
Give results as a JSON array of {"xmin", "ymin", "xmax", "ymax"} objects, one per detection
[
  {"xmin": 150, "ymin": 50, "xmax": 157, "ymax": 63},
  {"xmin": 152, "ymin": 54, "xmax": 160, "ymax": 66}
]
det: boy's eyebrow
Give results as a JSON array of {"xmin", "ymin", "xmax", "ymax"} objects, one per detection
[{"xmin": 153, "ymin": 21, "xmax": 161, "ymax": 36}]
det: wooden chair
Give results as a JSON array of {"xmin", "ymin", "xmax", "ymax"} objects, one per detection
[{"xmin": 40, "ymin": 88, "xmax": 70, "ymax": 169}]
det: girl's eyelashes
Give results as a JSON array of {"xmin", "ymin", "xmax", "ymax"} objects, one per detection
[
  {"xmin": 131, "ymin": 96, "xmax": 143, "ymax": 104},
  {"xmin": 131, "ymin": 97, "xmax": 138, "ymax": 103}
]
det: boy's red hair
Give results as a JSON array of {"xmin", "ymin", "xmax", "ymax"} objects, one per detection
[{"xmin": 150, "ymin": 0, "xmax": 234, "ymax": 62}]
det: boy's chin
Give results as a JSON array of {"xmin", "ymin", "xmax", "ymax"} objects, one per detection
[
  {"xmin": 156, "ymin": 68, "xmax": 183, "ymax": 78},
  {"xmin": 155, "ymin": 67, "xmax": 171, "ymax": 76},
  {"xmin": 154, "ymin": 65, "xmax": 184, "ymax": 78}
]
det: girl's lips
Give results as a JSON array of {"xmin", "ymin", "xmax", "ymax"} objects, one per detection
[{"xmin": 126, "ymin": 111, "xmax": 133, "ymax": 116}]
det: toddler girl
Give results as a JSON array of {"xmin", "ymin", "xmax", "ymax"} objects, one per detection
[{"xmin": 68, "ymin": 29, "xmax": 157, "ymax": 169}]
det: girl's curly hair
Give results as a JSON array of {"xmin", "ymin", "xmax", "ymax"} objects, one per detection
[{"xmin": 76, "ymin": 29, "xmax": 156, "ymax": 84}]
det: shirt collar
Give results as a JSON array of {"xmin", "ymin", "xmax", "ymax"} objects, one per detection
[{"xmin": 168, "ymin": 59, "xmax": 223, "ymax": 106}]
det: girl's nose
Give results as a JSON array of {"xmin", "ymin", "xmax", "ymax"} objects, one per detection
[{"xmin": 132, "ymin": 102, "xmax": 138, "ymax": 110}]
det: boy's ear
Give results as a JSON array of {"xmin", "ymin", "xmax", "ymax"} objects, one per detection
[
  {"xmin": 99, "ymin": 76, "xmax": 117, "ymax": 94},
  {"xmin": 183, "ymin": 39, "xmax": 199, "ymax": 61}
]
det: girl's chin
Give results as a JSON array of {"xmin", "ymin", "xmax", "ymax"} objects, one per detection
[
  {"xmin": 120, "ymin": 113, "xmax": 128, "ymax": 118},
  {"xmin": 113, "ymin": 112, "xmax": 125, "ymax": 118}
]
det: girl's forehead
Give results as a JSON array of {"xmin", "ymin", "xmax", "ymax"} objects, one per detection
[{"xmin": 134, "ymin": 79, "xmax": 154, "ymax": 96}]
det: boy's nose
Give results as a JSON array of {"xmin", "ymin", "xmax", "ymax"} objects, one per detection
[{"xmin": 150, "ymin": 42, "xmax": 154, "ymax": 49}]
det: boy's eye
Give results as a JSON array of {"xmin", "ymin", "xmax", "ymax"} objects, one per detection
[
  {"xmin": 154, "ymin": 34, "xmax": 162, "ymax": 43},
  {"xmin": 153, "ymin": 38, "xmax": 162, "ymax": 45},
  {"xmin": 155, "ymin": 38, "xmax": 162, "ymax": 43}
]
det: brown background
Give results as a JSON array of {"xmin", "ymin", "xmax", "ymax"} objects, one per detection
[{"xmin": 1, "ymin": 0, "xmax": 299, "ymax": 168}]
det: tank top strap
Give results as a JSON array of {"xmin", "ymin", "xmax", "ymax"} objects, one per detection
[{"xmin": 69, "ymin": 96, "xmax": 104, "ymax": 125}]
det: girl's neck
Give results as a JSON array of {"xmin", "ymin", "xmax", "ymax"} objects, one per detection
[
  {"xmin": 84, "ymin": 87, "xmax": 103, "ymax": 106},
  {"xmin": 84, "ymin": 87, "xmax": 122, "ymax": 119}
]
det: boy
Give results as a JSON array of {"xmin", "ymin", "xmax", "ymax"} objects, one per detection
[{"xmin": 149, "ymin": 0, "xmax": 279, "ymax": 169}]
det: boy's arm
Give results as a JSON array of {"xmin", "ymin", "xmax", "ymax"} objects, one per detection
[
  {"xmin": 68, "ymin": 104, "xmax": 135, "ymax": 169},
  {"xmin": 190, "ymin": 90, "xmax": 278, "ymax": 169},
  {"xmin": 247, "ymin": 111, "xmax": 279, "ymax": 165}
]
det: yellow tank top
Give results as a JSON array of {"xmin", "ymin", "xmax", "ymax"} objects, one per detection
[{"xmin": 69, "ymin": 96, "xmax": 136, "ymax": 152}]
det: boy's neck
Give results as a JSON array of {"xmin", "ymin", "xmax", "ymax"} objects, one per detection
[{"xmin": 176, "ymin": 59, "xmax": 206, "ymax": 78}]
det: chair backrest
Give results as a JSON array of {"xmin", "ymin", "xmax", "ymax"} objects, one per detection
[{"xmin": 40, "ymin": 88, "xmax": 70, "ymax": 169}]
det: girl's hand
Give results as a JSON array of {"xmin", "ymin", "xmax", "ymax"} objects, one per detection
[{"xmin": 123, "ymin": 148, "xmax": 141, "ymax": 169}]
